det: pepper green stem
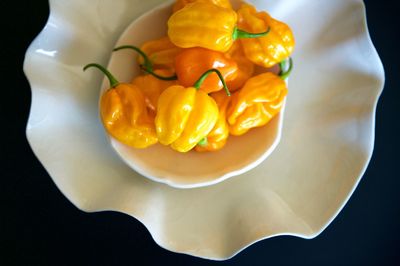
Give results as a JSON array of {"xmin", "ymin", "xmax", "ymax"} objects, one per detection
[
  {"xmin": 278, "ymin": 57, "xmax": 293, "ymax": 80},
  {"xmin": 198, "ymin": 137, "xmax": 208, "ymax": 147},
  {"xmin": 193, "ymin": 69, "xmax": 231, "ymax": 96},
  {"xmin": 113, "ymin": 45, "xmax": 154, "ymax": 72},
  {"xmin": 114, "ymin": 45, "xmax": 178, "ymax": 81},
  {"xmin": 140, "ymin": 66, "xmax": 178, "ymax": 81},
  {"xmin": 232, "ymin": 26, "xmax": 270, "ymax": 40},
  {"xmin": 83, "ymin": 63, "xmax": 119, "ymax": 88}
]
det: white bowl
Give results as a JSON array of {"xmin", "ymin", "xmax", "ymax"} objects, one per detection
[
  {"xmin": 103, "ymin": 0, "xmax": 286, "ymax": 188},
  {"xmin": 24, "ymin": 0, "xmax": 384, "ymax": 260}
]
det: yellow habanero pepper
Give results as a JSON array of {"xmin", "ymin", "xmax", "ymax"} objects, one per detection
[
  {"xmin": 83, "ymin": 63, "xmax": 157, "ymax": 148},
  {"xmin": 225, "ymin": 41, "xmax": 255, "ymax": 92},
  {"xmin": 237, "ymin": 3, "xmax": 295, "ymax": 68},
  {"xmin": 195, "ymin": 90, "xmax": 230, "ymax": 152},
  {"xmin": 139, "ymin": 37, "xmax": 182, "ymax": 71},
  {"xmin": 155, "ymin": 69, "xmax": 230, "ymax": 153},
  {"xmin": 168, "ymin": 1, "xmax": 270, "ymax": 52},
  {"xmin": 172, "ymin": 0, "xmax": 232, "ymax": 13},
  {"xmin": 227, "ymin": 58, "xmax": 293, "ymax": 136},
  {"xmin": 113, "ymin": 45, "xmax": 178, "ymax": 114}
]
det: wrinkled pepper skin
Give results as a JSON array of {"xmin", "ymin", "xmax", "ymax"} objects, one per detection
[
  {"xmin": 101, "ymin": 83, "xmax": 158, "ymax": 148},
  {"xmin": 173, "ymin": 0, "xmax": 232, "ymax": 13},
  {"xmin": 175, "ymin": 47, "xmax": 237, "ymax": 94},
  {"xmin": 195, "ymin": 90, "xmax": 230, "ymax": 152},
  {"xmin": 168, "ymin": 1, "xmax": 238, "ymax": 52},
  {"xmin": 139, "ymin": 37, "xmax": 182, "ymax": 71},
  {"xmin": 237, "ymin": 3, "xmax": 295, "ymax": 67},
  {"xmin": 225, "ymin": 42, "xmax": 255, "ymax": 92},
  {"xmin": 132, "ymin": 69, "xmax": 177, "ymax": 113},
  {"xmin": 155, "ymin": 85, "xmax": 219, "ymax": 152},
  {"xmin": 227, "ymin": 72, "xmax": 287, "ymax": 136}
]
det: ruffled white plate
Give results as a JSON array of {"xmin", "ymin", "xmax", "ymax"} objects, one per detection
[{"xmin": 24, "ymin": 0, "xmax": 384, "ymax": 260}]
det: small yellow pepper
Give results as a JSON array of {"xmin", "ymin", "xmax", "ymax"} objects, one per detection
[
  {"xmin": 155, "ymin": 69, "xmax": 229, "ymax": 152},
  {"xmin": 195, "ymin": 90, "xmax": 230, "ymax": 152},
  {"xmin": 225, "ymin": 41, "xmax": 255, "ymax": 92},
  {"xmin": 227, "ymin": 58, "xmax": 293, "ymax": 136},
  {"xmin": 114, "ymin": 45, "xmax": 178, "ymax": 114},
  {"xmin": 84, "ymin": 63, "xmax": 158, "ymax": 148},
  {"xmin": 172, "ymin": 0, "xmax": 232, "ymax": 13},
  {"xmin": 237, "ymin": 3, "xmax": 295, "ymax": 68},
  {"xmin": 168, "ymin": 1, "xmax": 269, "ymax": 52},
  {"xmin": 139, "ymin": 37, "xmax": 182, "ymax": 71}
]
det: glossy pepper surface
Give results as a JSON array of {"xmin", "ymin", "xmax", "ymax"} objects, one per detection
[
  {"xmin": 84, "ymin": 64, "xmax": 158, "ymax": 148},
  {"xmin": 155, "ymin": 69, "xmax": 229, "ymax": 153},
  {"xmin": 227, "ymin": 72, "xmax": 287, "ymax": 136},
  {"xmin": 172, "ymin": 0, "xmax": 232, "ymax": 13},
  {"xmin": 139, "ymin": 37, "xmax": 181, "ymax": 71},
  {"xmin": 174, "ymin": 47, "xmax": 238, "ymax": 94},
  {"xmin": 237, "ymin": 3, "xmax": 295, "ymax": 68},
  {"xmin": 168, "ymin": 1, "xmax": 269, "ymax": 52},
  {"xmin": 195, "ymin": 90, "xmax": 230, "ymax": 152},
  {"xmin": 225, "ymin": 42, "xmax": 255, "ymax": 91}
]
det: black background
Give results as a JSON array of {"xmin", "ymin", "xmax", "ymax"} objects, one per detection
[{"xmin": 3, "ymin": 1, "xmax": 399, "ymax": 265}]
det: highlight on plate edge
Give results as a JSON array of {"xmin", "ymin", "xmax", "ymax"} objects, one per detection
[{"xmin": 83, "ymin": 0, "xmax": 295, "ymax": 154}]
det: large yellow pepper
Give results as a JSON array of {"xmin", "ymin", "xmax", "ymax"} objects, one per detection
[
  {"xmin": 114, "ymin": 45, "xmax": 178, "ymax": 114},
  {"xmin": 155, "ymin": 69, "xmax": 229, "ymax": 152},
  {"xmin": 84, "ymin": 63, "xmax": 158, "ymax": 148},
  {"xmin": 168, "ymin": 1, "xmax": 270, "ymax": 52},
  {"xmin": 195, "ymin": 90, "xmax": 230, "ymax": 152},
  {"xmin": 227, "ymin": 59, "xmax": 292, "ymax": 135},
  {"xmin": 172, "ymin": 0, "xmax": 232, "ymax": 13},
  {"xmin": 139, "ymin": 37, "xmax": 182, "ymax": 71},
  {"xmin": 237, "ymin": 3, "xmax": 295, "ymax": 68},
  {"xmin": 225, "ymin": 41, "xmax": 255, "ymax": 92}
]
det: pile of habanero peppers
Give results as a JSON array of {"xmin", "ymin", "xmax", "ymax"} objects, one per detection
[{"xmin": 84, "ymin": 0, "xmax": 295, "ymax": 153}]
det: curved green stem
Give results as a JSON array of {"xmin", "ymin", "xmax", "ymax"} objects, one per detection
[
  {"xmin": 193, "ymin": 69, "xmax": 230, "ymax": 96},
  {"xmin": 140, "ymin": 66, "xmax": 178, "ymax": 81},
  {"xmin": 83, "ymin": 63, "xmax": 119, "ymax": 88},
  {"xmin": 113, "ymin": 45, "xmax": 153, "ymax": 72},
  {"xmin": 232, "ymin": 26, "xmax": 270, "ymax": 40},
  {"xmin": 279, "ymin": 57, "xmax": 293, "ymax": 80},
  {"xmin": 198, "ymin": 137, "xmax": 208, "ymax": 147}
]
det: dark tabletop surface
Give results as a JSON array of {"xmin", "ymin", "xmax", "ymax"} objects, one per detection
[{"xmin": 3, "ymin": 1, "xmax": 399, "ymax": 265}]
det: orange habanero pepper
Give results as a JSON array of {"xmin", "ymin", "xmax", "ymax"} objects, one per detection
[{"xmin": 174, "ymin": 47, "xmax": 238, "ymax": 94}]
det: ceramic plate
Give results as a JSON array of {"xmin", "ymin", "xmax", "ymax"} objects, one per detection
[{"xmin": 24, "ymin": 0, "xmax": 384, "ymax": 260}]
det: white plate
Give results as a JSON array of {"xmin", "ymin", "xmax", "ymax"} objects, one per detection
[{"xmin": 24, "ymin": 0, "xmax": 384, "ymax": 260}]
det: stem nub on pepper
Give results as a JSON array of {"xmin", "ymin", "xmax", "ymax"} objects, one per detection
[
  {"xmin": 113, "ymin": 45, "xmax": 177, "ymax": 81},
  {"xmin": 278, "ymin": 57, "xmax": 293, "ymax": 80}
]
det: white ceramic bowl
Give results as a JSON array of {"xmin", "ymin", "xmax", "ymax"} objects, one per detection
[
  {"xmin": 102, "ymin": 0, "xmax": 285, "ymax": 188},
  {"xmin": 24, "ymin": 0, "xmax": 384, "ymax": 260}
]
